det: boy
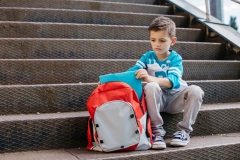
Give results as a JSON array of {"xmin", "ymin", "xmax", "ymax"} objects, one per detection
[{"xmin": 127, "ymin": 16, "xmax": 204, "ymax": 149}]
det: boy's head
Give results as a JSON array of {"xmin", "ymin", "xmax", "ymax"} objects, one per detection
[
  {"xmin": 148, "ymin": 16, "xmax": 176, "ymax": 38},
  {"xmin": 148, "ymin": 16, "xmax": 177, "ymax": 58}
]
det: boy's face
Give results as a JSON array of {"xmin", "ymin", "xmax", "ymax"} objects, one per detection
[{"xmin": 150, "ymin": 30, "xmax": 177, "ymax": 59}]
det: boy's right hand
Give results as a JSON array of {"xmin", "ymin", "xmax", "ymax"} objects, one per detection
[{"xmin": 135, "ymin": 69, "xmax": 150, "ymax": 82}]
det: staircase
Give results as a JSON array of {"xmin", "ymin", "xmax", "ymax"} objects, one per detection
[{"xmin": 0, "ymin": 0, "xmax": 239, "ymax": 159}]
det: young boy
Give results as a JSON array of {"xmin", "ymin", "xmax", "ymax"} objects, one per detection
[{"xmin": 127, "ymin": 16, "xmax": 204, "ymax": 149}]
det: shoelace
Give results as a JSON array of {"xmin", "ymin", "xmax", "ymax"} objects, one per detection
[
  {"xmin": 173, "ymin": 130, "xmax": 188, "ymax": 139},
  {"xmin": 152, "ymin": 134, "xmax": 164, "ymax": 142}
]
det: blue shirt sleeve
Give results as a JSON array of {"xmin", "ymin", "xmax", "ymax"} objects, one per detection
[
  {"xmin": 127, "ymin": 53, "xmax": 148, "ymax": 72},
  {"xmin": 167, "ymin": 55, "xmax": 183, "ymax": 89}
]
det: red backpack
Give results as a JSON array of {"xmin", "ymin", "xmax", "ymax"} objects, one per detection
[{"xmin": 86, "ymin": 82, "xmax": 152, "ymax": 152}]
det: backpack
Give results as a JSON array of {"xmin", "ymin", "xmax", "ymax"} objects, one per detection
[{"xmin": 86, "ymin": 81, "xmax": 152, "ymax": 152}]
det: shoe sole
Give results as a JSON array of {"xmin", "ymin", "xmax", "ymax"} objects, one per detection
[
  {"xmin": 152, "ymin": 144, "xmax": 166, "ymax": 150},
  {"xmin": 170, "ymin": 141, "xmax": 189, "ymax": 147}
]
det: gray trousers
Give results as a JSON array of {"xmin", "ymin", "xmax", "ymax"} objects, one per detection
[{"xmin": 144, "ymin": 82, "xmax": 204, "ymax": 136}]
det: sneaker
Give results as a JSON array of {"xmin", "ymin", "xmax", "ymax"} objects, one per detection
[
  {"xmin": 152, "ymin": 134, "xmax": 166, "ymax": 149},
  {"xmin": 170, "ymin": 130, "xmax": 190, "ymax": 147}
]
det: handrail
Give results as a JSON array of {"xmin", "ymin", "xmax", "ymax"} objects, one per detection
[
  {"xmin": 167, "ymin": 0, "xmax": 240, "ymax": 48},
  {"xmin": 231, "ymin": 0, "xmax": 240, "ymax": 4},
  {"xmin": 205, "ymin": 0, "xmax": 210, "ymax": 21}
]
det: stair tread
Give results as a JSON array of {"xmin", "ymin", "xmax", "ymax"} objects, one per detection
[
  {"xmin": 0, "ymin": 21, "xmax": 202, "ymax": 30},
  {"xmin": 201, "ymin": 102, "xmax": 240, "ymax": 110},
  {"xmin": 0, "ymin": 7, "xmax": 179, "ymax": 16},
  {"xmin": 74, "ymin": 0, "xmax": 158, "ymax": 5},
  {"xmin": 0, "ymin": 59, "xmax": 238, "ymax": 62},
  {"xmin": 0, "ymin": 0, "xmax": 170, "ymax": 13},
  {"xmin": 0, "ymin": 0, "xmax": 162, "ymax": 7},
  {"xmin": 1, "ymin": 80, "xmax": 240, "ymax": 86},
  {"xmin": 0, "ymin": 7, "xmax": 187, "ymax": 27},
  {"xmin": 0, "ymin": 132, "xmax": 239, "ymax": 160},
  {"xmin": 0, "ymin": 111, "xmax": 88, "ymax": 122},
  {"xmin": 0, "ymin": 38, "xmax": 223, "ymax": 60},
  {"xmin": 0, "ymin": 81, "xmax": 239, "ymax": 113},
  {"xmin": 0, "ymin": 0, "xmax": 166, "ymax": 7},
  {"xmin": 0, "ymin": 0, "xmax": 159, "ymax": 6},
  {"xmin": 0, "ymin": 102, "xmax": 239, "ymax": 121},
  {"xmin": 0, "ymin": 59, "xmax": 239, "ymax": 84},
  {"xmin": 0, "ymin": 37, "xmax": 217, "ymax": 42},
  {"xmin": 0, "ymin": 21, "xmax": 203, "ymax": 41}
]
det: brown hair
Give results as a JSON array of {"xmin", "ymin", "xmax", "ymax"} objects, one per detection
[{"xmin": 148, "ymin": 16, "xmax": 176, "ymax": 38}]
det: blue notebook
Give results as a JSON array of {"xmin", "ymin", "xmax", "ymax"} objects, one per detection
[{"xmin": 99, "ymin": 71, "xmax": 142, "ymax": 100}]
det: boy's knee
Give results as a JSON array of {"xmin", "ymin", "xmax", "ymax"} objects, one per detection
[
  {"xmin": 144, "ymin": 82, "xmax": 161, "ymax": 95},
  {"xmin": 187, "ymin": 85, "xmax": 204, "ymax": 100}
]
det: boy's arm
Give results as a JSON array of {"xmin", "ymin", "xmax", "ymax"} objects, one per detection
[
  {"xmin": 127, "ymin": 54, "xmax": 171, "ymax": 86},
  {"xmin": 166, "ymin": 56, "xmax": 183, "ymax": 89},
  {"xmin": 127, "ymin": 54, "xmax": 147, "ymax": 72},
  {"xmin": 135, "ymin": 55, "xmax": 183, "ymax": 89},
  {"xmin": 136, "ymin": 69, "xmax": 172, "ymax": 88}
]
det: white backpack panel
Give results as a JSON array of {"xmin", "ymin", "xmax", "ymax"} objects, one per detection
[{"xmin": 94, "ymin": 100, "xmax": 140, "ymax": 152}]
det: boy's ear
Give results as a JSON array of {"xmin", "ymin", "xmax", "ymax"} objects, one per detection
[{"xmin": 171, "ymin": 37, "xmax": 177, "ymax": 46}]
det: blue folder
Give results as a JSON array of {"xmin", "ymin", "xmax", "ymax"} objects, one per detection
[{"xmin": 99, "ymin": 71, "xmax": 142, "ymax": 100}]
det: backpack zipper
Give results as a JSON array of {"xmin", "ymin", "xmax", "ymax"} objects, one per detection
[{"xmin": 139, "ymin": 102, "xmax": 144, "ymax": 115}]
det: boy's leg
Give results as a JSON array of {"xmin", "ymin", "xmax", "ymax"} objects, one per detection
[
  {"xmin": 165, "ymin": 85, "xmax": 204, "ymax": 146},
  {"xmin": 166, "ymin": 85, "xmax": 204, "ymax": 132},
  {"xmin": 144, "ymin": 82, "xmax": 166, "ymax": 149},
  {"xmin": 144, "ymin": 82, "xmax": 166, "ymax": 136}
]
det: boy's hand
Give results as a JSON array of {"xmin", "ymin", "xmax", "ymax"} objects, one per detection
[{"xmin": 135, "ymin": 69, "xmax": 150, "ymax": 82}]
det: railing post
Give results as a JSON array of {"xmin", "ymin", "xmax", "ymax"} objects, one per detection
[{"xmin": 205, "ymin": 0, "xmax": 210, "ymax": 21}]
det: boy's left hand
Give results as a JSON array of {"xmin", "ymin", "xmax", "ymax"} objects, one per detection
[{"xmin": 135, "ymin": 69, "xmax": 150, "ymax": 82}]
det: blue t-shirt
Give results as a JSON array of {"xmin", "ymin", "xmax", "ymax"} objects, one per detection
[{"xmin": 127, "ymin": 50, "xmax": 188, "ymax": 93}]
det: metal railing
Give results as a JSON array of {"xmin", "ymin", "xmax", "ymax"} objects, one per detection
[
  {"xmin": 184, "ymin": 0, "xmax": 240, "ymax": 27},
  {"xmin": 168, "ymin": 0, "xmax": 240, "ymax": 48},
  {"xmin": 231, "ymin": 0, "xmax": 240, "ymax": 4},
  {"xmin": 205, "ymin": 0, "xmax": 211, "ymax": 21}
]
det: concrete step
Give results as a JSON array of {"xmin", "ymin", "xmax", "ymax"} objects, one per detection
[
  {"xmin": 0, "ymin": 7, "xmax": 187, "ymax": 27},
  {"xmin": 0, "ymin": 81, "xmax": 239, "ymax": 115},
  {"xmin": 0, "ymin": 60, "xmax": 239, "ymax": 85},
  {"xmin": 0, "ymin": 112, "xmax": 88, "ymax": 153},
  {"xmin": 0, "ymin": 39, "xmax": 224, "ymax": 60},
  {"xmin": 0, "ymin": 22, "xmax": 204, "ymax": 41},
  {"xmin": 0, "ymin": 0, "xmax": 171, "ymax": 14},
  {"xmin": 75, "ymin": 0, "xmax": 159, "ymax": 5},
  {"xmin": 0, "ymin": 103, "xmax": 239, "ymax": 153},
  {"xmin": 0, "ymin": 132, "xmax": 239, "ymax": 159}
]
